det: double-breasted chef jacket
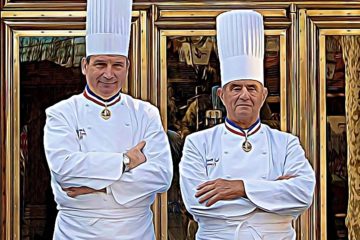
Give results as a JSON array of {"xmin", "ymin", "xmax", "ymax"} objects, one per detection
[
  {"xmin": 180, "ymin": 123, "xmax": 315, "ymax": 240},
  {"xmin": 44, "ymin": 91, "xmax": 173, "ymax": 240}
]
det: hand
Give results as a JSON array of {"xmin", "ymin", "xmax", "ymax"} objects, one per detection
[
  {"xmin": 125, "ymin": 141, "xmax": 147, "ymax": 170},
  {"xmin": 62, "ymin": 186, "xmax": 105, "ymax": 198},
  {"xmin": 195, "ymin": 178, "xmax": 246, "ymax": 207},
  {"xmin": 276, "ymin": 175, "xmax": 295, "ymax": 180}
]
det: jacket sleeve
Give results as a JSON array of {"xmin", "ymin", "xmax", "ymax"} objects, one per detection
[
  {"xmin": 109, "ymin": 107, "xmax": 173, "ymax": 206},
  {"xmin": 180, "ymin": 136, "xmax": 254, "ymax": 220},
  {"xmin": 243, "ymin": 136, "xmax": 316, "ymax": 217},
  {"xmin": 44, "ymin": 107, "xmax": 125, "ymax": 190}
]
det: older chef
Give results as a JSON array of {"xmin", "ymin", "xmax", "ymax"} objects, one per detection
[
  {"xmin": 43, "ymin": 0, "xmax": 172, "ymax": 239},
  {"xmin": 179, "ymin": 10, "xmax": 315, "ymax": 240}
]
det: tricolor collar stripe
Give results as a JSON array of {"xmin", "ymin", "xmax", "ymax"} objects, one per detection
[
  {"xmin": 83, "ymin": 86, "xmax": 121, "ymax": 107},
  {"xmin": 85, "ymin": 85, "xmax": 120, "ymax": 103},
  {"xmin": 225, "ymin": 118, "xmax": 261, "ymax": 136}
]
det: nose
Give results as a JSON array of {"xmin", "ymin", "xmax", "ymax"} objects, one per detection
[
  {"xmin": 103, "ymin": 65, "xmax": 115, "ymax": 79},
  {"xmin": 239, "ymin": 88, "xmax": 250, "ymax": 100}
]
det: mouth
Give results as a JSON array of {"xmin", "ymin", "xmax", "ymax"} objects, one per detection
[
  {"xmin": 98, "ymin": 80, "xmax": 117, "ymax": 85},
  {"xmin": 236, "ymin": 104, "xmax": 252, "ymax": 107}
]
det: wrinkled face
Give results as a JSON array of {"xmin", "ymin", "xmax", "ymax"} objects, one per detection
[
  {"xmin": 81, "ymin": 55, "xmax": 129, "ymax": 99},
  {"xmin": 218, "ymin": 80, "xmax": 268, "ymax": 123}
]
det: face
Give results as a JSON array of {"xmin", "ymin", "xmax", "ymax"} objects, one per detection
[
  {"xmin": 217, "ymin": 80, "xmax": 268, "ymax": 125},
  {"xmin": 81, "ymin": 55, "xmax": 129, "ymax": 99}
]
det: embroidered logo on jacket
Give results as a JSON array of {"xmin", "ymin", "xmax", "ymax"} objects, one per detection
[
  {"xmin": 76, "ymin": 129, "xmax": 87, "ymax": 140},
  {"xmin": 206, "ymin": 158, "xmax": 220, "ymax": 166}
]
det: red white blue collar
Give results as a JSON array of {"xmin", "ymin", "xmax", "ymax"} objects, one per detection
[
  {"xmin": 225, "ymin": 118, "xmax": 261, "ymax": 137},
  {"xmin": 83, "ymin": 85, "xmax": 121, "ymax": 107}
]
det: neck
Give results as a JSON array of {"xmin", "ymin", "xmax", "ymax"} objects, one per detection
[
  {"xmin": 86, "ymin": 85, "xmax": 120, "ymax": 102},
  {"xmin": 227, "ymin": 117, "xmax": 259, "ymax": 129}
]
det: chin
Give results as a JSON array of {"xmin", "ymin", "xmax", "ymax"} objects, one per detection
[
  {"xmin": 98, "ymin": 89, "xmax": 118, "ymax": 98},
  {"xmin": 235, "ymin": 109, "xmax": 251, "ymax": 115},
  {"xmin": 100, "ymin": 85, "xmax": 120, "ymax": 93}
]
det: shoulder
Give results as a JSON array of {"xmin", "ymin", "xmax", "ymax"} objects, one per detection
[
  {"xmin": 122, "ymin": 94, "xmax": 160, "ymax": 119},
  {"xmin": 186, "ymin": 124, "xmax": 223, "ymax": 144},
  {"xmin": 263, "ymin": 124, "xmax": 299, "ymax": 146},
  {"xmin": 45, "ymin": 94, "xmax": 81, "ymax": 116}
]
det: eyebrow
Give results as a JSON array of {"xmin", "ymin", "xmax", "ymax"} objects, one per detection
[
  {"xmin": 93, "ymin": 60, "xmax": 107, "ymax": 64},
  {"xmin": 113, "ymin": 61, "xmax": 125, "ymax": 65},
  {"xmin": 230, "ymin": 83, "xmax": 258, "ymax": 88},
  {"xmin": 92, "ymin": 60, "xmax": 125, "ymax": 65},
  {"xmin": 245, "ymin": 84, "xmax": 258, "ymax": 88}
]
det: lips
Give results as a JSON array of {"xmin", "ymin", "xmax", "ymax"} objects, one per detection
[
  {"xmin": 237, "ymin": 104, "xmax": 252, "ymax": 107},
  {"xmin": 99, "ymin": 80, "xmax": 117, "ymax": 84}
]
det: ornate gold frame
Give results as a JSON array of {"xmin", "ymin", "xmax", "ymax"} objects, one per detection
[
  {"xmin": 159, "ymin": 28, "xmax": 287, "ymax": 240},
  {"xmin": 3, "ymin": 2, "xmax": 360, "ymax": 240},
  {"xmin": 1, "ymin": 11, "xmax": 148, "ymax": 240},
  {"xmin": 319, "ymin": 28, "xmax": 360, "ymax": 240},
  {"xmin": 299, "ymin": 9, "xmax": 360, "ymax": 240}
]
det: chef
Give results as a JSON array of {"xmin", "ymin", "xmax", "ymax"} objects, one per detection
[
  {"xmin": 179, "ymin": 10, "xmax": 315, "ymax": 240},
  {"xmin": 43, "ymin": 0, "xmax": 172, "ymax": 239}
]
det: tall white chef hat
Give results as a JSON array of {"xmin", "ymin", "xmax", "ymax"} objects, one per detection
[
  {"xmin": 86, "ymin": 0, "xmax": 132, "ymax": 57},
  {"xmin": 216, "ymin": 10, "xmax": 264, "ymax": 86}
]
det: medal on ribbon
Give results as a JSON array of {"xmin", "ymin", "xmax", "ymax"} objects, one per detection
[
  {"xmin": 83, "ymin": 85, "xmax": 121, "ymax": 120},
  {"xmin": 225, "ymin": 118, "xmax": 261, "ymax": 152}
]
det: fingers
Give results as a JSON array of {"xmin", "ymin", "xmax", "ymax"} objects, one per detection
[
  {"xmin": 206, "ymin": 194, "xmax": 222, "ymax": 207},
  {"xmin": 195, "ymin": 183, "xmax": 215, "ymax": 198},
  {"xmin": 199, "ymin": 189, "xmax": 218, "ymax": 205},
  {"xmin": 135, "ymin": 141, "xmax": 146, "ymax": 151},
  {"xmin": 195, "ymin": 179, "xmax": 222, "ymax": 204},
  {"xmin": 62, "ymin": 187, "xmax": 78, "ymax": 198},
  {"xmin": 196, "ymin": 187, "xmax": 223, "ymax": 207},
  {"xmin": 195, "ymin": 179, "xmax": 245, "ymax": 206},
  {"xmin": 197, "ymin": 179, "xmax": 217, "ymax": 190},
  {"xmin": 276, "ymin": 175, "xmax": 295, "ymax": 180},
  {"xmin": 127, "ymin": 141, "xmax": 147, "ymax": 170},
  {"xmin": 62, "ymin": 186, "xmax": 97, "ymax": 198},
  {"xmin": 66, "ymin": 189, "xmax": 77, "ymax": 198}
]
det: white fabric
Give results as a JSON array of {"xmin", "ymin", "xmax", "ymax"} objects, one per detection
[
  {"xmin": 179, "ymin": 124, "xmax": 315, "ymax": 240},
  {"xmin": 86, "ymin": 0, "xmax": 132, "ymax": 57},
  {"xmin": 44, "ymin": 93, "xmax": 173, "ymax": 239},
  {"xmin": 197, "ymin": 210, "xmax": 295, "ymax": 240},
  {"xmin": 216, "ymin": 10, "xmax": 264, "ymax": 86},
  {"xmin": 54, "ymin": 210, "xmax": 154, "ymax": 240}
]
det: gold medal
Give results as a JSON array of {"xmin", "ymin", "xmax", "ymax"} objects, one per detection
[
  {"xmin": 83, "ymin": 87, "xmax": 121, "ymax": 121},
  {"xmin": 242, "ymin": 139, "xmax": 252, "ymax": 152},
  {"xmin": 101, "ymin": 107, "xmax": 111, "ymax": 120}
]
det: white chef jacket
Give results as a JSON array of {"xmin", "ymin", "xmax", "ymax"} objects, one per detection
[
  {"xmin": 44, "ymin": 92, "xmax": 173, "ymax": 240},
  {"xmin": 179, "ymin": 123, "xmax": 315, "ymax": 240}
]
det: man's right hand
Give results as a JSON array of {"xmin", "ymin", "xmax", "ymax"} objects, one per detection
[
  {"xmin": 125, "ymin": 141, "xmax": 147, "ymax": 170},
  {"xmin": 276, "ymin": 175, "xmax": 295, "ymax": 180}
]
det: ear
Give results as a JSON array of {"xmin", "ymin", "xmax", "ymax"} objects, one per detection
[
  {"xmin": 81, "ymin": 57, "xmax": 88, "ymax": 76},
  {"xmin": 126, "ymin": 58, "xmax": 131, "ymax": 70},
  {"xmin": 262, "ymin": 87, "xmax": 268, "ymax": 106},
  {"xmin": 217, "ymin": 87, "xmax": 225, "ymax": 104}
]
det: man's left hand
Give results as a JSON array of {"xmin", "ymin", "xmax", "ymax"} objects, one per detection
[
  {"xmin": 62, "ymin": 186, "xmax": 106, "ymax": 198},
  {"xmin": 195, "ymin": 178, "xmax": 246, "ymax": 207}
]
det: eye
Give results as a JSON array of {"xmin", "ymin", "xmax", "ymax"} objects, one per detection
[
  {"xmin": 247, "ymin": 86, "xmax": 257, "ymax": 92},
  {"xmin": 232, "ymin": 86, "xmax": 242, "ymax": 91},
  {"xmin": 94, "ymin": 63, "xmax": 106, "ymax": 68},
  {"xmin": 113, "ymin": 63, "xmax": 124, "ymax": 68}
]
